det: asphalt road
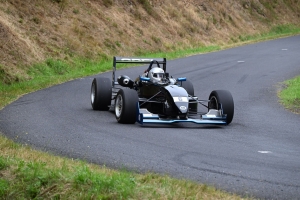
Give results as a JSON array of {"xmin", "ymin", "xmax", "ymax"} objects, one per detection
[{"xmin": 1, "ymin": 36, "xmax": 300, "ymax": 199}]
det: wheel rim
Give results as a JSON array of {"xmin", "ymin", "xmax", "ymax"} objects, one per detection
[
  {"xmin": 91, "ymin": 83, "xmax": 95, "ymax": 104},
  {"xmin": 209, "ymin": 96, "xmax": 218, "ymax": 110},
  {"xmin": 115, "ymin": 94, "xmax": 123, "ymax": 118}
]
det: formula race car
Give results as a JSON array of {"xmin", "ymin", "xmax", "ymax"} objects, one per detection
[{"xmin": 91, "ymin": 57, "xmax": 234, "ymax": 125}]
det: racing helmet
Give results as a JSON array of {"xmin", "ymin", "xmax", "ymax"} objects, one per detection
[{"xmin": 148, "ymin": 67, "xmax": 165, "ymax": 83}]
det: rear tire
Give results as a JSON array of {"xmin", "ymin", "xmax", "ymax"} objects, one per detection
[
  {"xmin": 91, "ymin": 77, "xmax": 111, "ymax": 111},
  {"xmin": 115, "ymin": 89, "xmax": 139, "ymax": 124},
  {"xmin": 209, "ymin": 90, "xmax": 234, "ymax": 124}
]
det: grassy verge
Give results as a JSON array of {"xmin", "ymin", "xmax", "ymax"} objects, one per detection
[
  {"xmin": 278, "ymin": 75, "xmax": 300, "ymax": 114},
  {"xmin": 0, "ymin": 135, "xmax": 248, "ymax": 199},
  {"xmin": 0, "ymin": 24, "xmax": 300, "ymax": 199},
  {"xmin": 236, "ymin": 24, "xmax": 300, "ymax": 43},
  {"xmin": 0, "ymin": 45, "xmax": 222, "ymax": 109},
  {"xmin": 1, "ymin": 25, "xmax": 300, "ymax": 109}
]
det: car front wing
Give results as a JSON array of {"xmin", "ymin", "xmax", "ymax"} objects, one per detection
[{"xmin": 136, "ymin": 103, "xmax": 228, "ymax": 125}]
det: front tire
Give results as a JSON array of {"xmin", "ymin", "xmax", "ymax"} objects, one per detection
[
  {"xmin": 115, "ymin": 89, "xmax": 139, "ymax": 124},
  {"xmin": 91, "ymin": 77, "xmax": 112, "ymax": 110},
  {"xmin": 209, "ymin": 90, "xmax": 234, "ymax": 124},
  {"xmin": 181, "ymin": 80, "xmax": 194, "ymax": 96}
]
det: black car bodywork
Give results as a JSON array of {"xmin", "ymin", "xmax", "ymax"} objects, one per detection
[{"xmin": 91, "ymin": 57, "xmax": 234, "ymax": 125}]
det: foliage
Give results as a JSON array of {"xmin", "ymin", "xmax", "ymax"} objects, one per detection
[
  {"xmin": 0, "ymin": 135, "xmax": 249, "ymax": 199},
  {"xmin": 278, "ymin": 76, "xmax": 300, "ymax": 113}
]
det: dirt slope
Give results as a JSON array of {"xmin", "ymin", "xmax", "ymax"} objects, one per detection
[{"xmin": 0, "ymin": 0, "xmax": 299, "ymax": 83}]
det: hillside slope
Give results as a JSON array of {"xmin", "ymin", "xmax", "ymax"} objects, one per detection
[{"xmin": 0, "ymin": 0, "xmax": 299, "ymax": 83}]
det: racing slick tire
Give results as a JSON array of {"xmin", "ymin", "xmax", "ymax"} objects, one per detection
[
  {"xmin": 181, "ymin": 80, "xmax": 194, "ymax": 96},
  {"xmin": 115, "ymin": 88, "xmax": 139, "ymax": 124},
  {"xmin": 91, "ymin": 77, "xmax": 112, "ymax": 111},
  {"xmin": 208, "ymin": 90, "xmax": 234, "ymax": 124}
]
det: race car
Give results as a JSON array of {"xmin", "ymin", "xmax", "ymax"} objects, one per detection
[{"xmin": 90, "ymin": 56, "xmax": 234, "ymax": 125}]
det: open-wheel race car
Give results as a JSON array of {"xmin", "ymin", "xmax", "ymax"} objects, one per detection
[{"xmin": 91, "ymin": 57, "xmax": 234, "ymax": 125}]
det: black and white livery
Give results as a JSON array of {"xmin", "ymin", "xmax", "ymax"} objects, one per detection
[{"xmin": 91, "ymin": 57, "xmax": 234, "ymax": 125}]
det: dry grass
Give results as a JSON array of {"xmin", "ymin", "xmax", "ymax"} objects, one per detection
[{"xmin": 0, "ymin": 0, "xmax": 299, "ymax": 84}]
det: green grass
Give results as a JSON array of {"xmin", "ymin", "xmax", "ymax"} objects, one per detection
[
  {"xmin": 0, "ymin": 148, "xmax": 136, "ymax": 199},
  {"xmin": 0, "ymin": 58, "xmax": 111, "ymax": 109},
  {"xmin": 278, "ymin": 75, "xmax": 300, "ymax": 113},
  {"xmin": 0, "ymin": 135, "xmax": 248, "ymax": 199},
  {"xmin": 0, "ymin": 45, "xmax": 221, "ymax": 109},
  {"xmin": 237, "ymin": 24, "xmax": 300, "ymax": 42}
]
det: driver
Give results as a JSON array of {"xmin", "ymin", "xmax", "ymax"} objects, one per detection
[{"xmin": 148, "ymin": 67, "xmax": 165, "ymax": 84}]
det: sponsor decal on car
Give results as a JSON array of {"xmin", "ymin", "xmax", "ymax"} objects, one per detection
[
  {"xmin": 173, "ymin": 97, "xmax": 188, "ymax": 102},
  {"xmin": 121, "ymin": 58, "xmax": 154, "ymax": 62},
  {"xmin": 180, "ymin": 106, "xmax": 187, "ymax": 111}
]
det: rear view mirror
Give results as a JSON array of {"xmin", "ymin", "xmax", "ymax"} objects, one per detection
[
  {"xmin": 140, "ymin": 76, "xmax": 150, "ymax": 82},
  {"xmin": 177, "ymin": 77, "xmax": 186, "ymax": 81}
]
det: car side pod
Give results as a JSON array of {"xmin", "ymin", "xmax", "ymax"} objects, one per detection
[{"xmin": 136, "ymin": 102, "xmax": 228, "ymax": 125}]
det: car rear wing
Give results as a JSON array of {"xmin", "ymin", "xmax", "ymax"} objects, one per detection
[{"xmin": 112, "ymin": 56, "xmax": 167, "ymax": 86}]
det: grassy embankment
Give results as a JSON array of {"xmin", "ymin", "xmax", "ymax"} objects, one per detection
[
  {"xmin": 0, "ymin": 136, "xmax": 247, "ymax": 199},
  {"xmin": 0, "ymin": 25, "xmax": 300, "ymax": 199},
  {"xmin": 1, "ymin": 24, "xmax": 300, "ymax": 109},
  {"xmin": 278, "ymin": 76, "xmax": 300, "ymax": 114}
]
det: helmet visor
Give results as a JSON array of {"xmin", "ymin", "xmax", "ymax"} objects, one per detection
[{"xmin": 153, "ymin": 73, "xmax": 165, "ymax": 79}]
